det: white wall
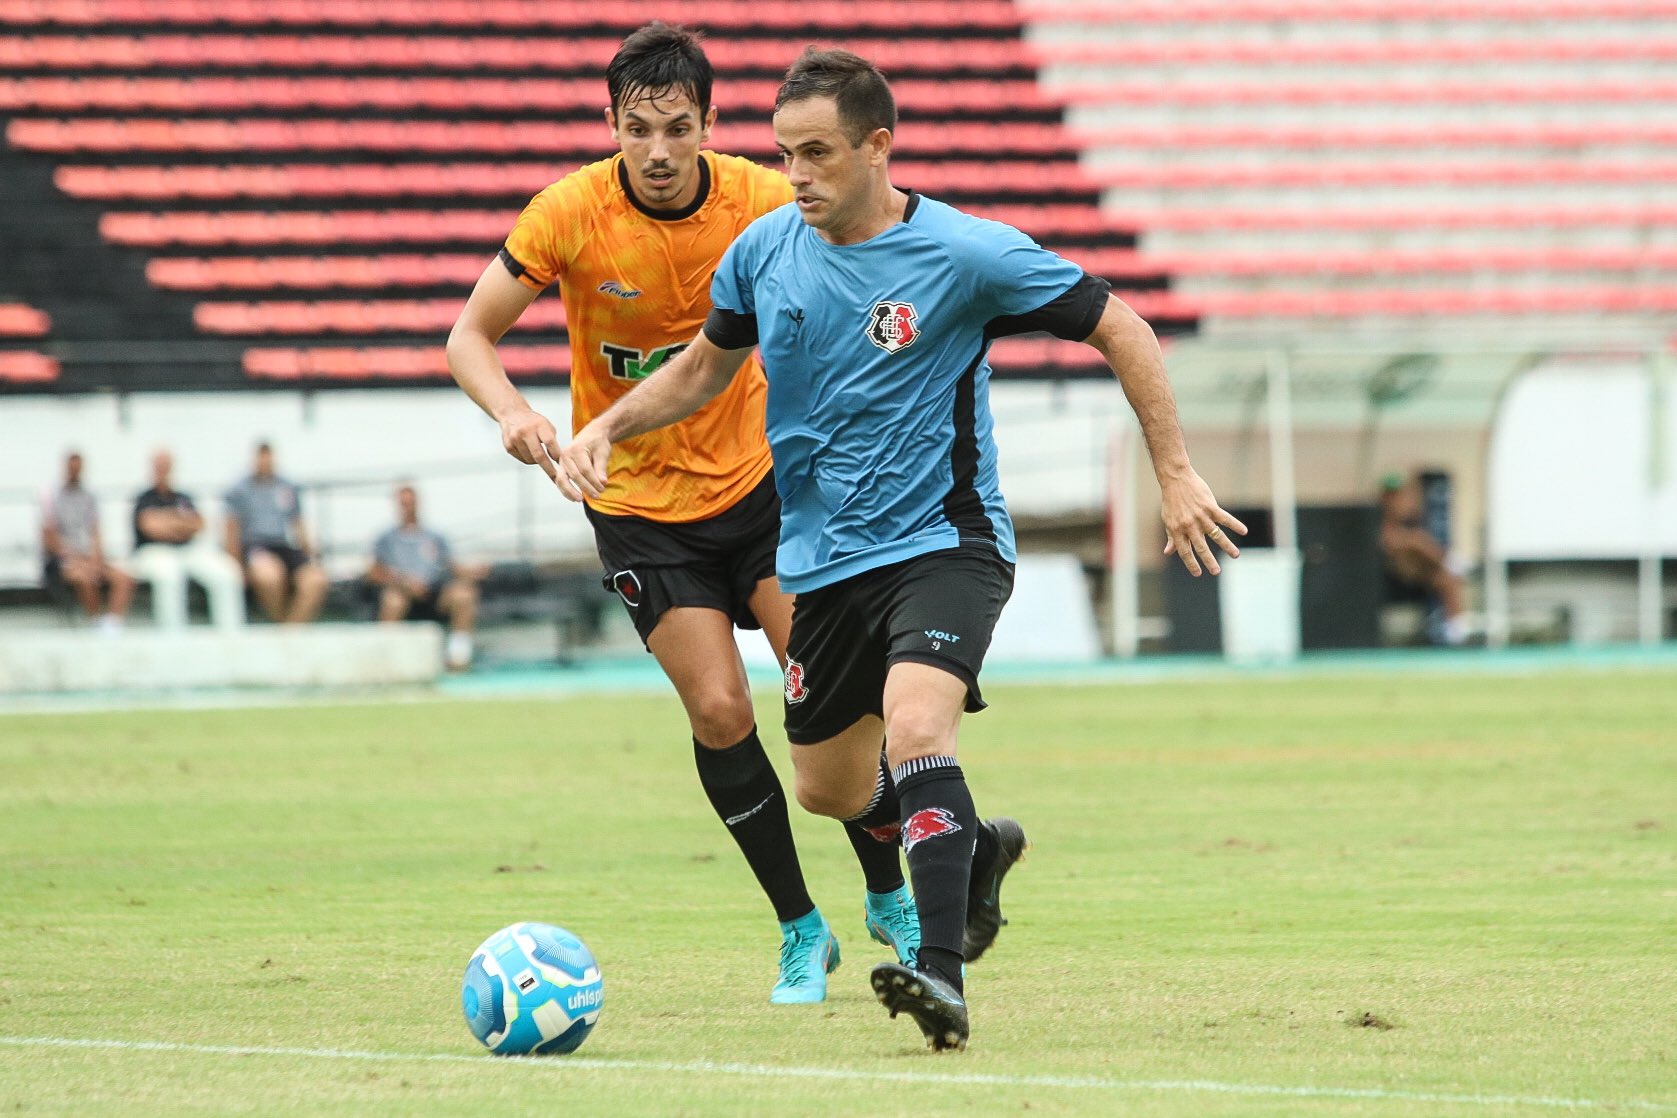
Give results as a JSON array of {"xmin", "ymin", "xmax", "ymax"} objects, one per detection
[{"xmin": 1489, "ymin": 357, "xmax": 1676, "ymax": 560}]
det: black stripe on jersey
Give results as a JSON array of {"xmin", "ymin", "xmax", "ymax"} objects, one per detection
[
  {"xmin": 942, "ymin": 344, "xmax": 996, "ymax": 543},
  {"xmin": 497, "ymin": 246, "xmax": 532, "ymax": 281},
  {"xmin": 983, "ymin": 271, "xmax": 1111, "ymax": 342},
  {"xmin": 703, "ymin": 306, "xmax": 760, "ymax": 350},
  {"xmin": 619, "ymin": 155, "xmax": 712, "ymax": 222}
]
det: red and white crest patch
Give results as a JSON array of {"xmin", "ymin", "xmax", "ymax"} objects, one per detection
[
  {"xmin": 867, "ymin": 300, "xmax": 919, "ymax": 354},
  {"xmin": 784, "ymin": 658, "xmax": 809, "ymax": 705},
  {"xmin": 902, "ymin": 807, "xmax": 961, "ymax": 851}
]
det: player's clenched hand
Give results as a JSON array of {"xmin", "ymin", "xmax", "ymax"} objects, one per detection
[
  {"xmin": 497, "ymin": 405, "xmax": 562, "ymax": 487},
  {"xmin": 1159, "ymin": 468, "xmax": 1247, "ymax": 577},
  {"xmin": 555, "ymin": 423, "xmax": 612, "ymax": 503}
]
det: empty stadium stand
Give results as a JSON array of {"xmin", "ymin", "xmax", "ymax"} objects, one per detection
[
  {"xmin": 0, "ymin": 0, "xmax": 1186, "ymax": 392},
  {"xmin": 0, "ymin": 303, "xmax": 57, "ymax": 384},
  {"xmin": 1021, "ymin": 0, "xmax": 1677, "ymax": 336}
]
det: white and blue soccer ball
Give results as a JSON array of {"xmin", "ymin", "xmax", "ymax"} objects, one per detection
[{"xmin": 461, "ymin": 922, "xmax": 603, "ymax": 1055}]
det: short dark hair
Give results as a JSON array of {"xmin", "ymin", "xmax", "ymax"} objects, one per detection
[
  {"xmin": 775, "ymin": 47, "xmax": 896, "ymax": 146},
  {"xmin": 606, "ymin": 21, "xmax": 713, "ymax": 119}
]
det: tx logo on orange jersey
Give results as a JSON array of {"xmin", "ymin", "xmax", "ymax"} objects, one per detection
[{"xmin": 600, "ymin": 342, "xmax": 688, "ymax": 382}]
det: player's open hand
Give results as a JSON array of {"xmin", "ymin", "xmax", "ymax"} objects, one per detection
[
  {"xmin": 498, "ymin": 405, "xmax": 563, "ymax": 488},
  {"xmin": 555, "ymin": 424, "xmax": 612, "ymax": 503},
  {"xmin": 1160, "ymin": 469, "xmax": 1247, "ymax": 577}
]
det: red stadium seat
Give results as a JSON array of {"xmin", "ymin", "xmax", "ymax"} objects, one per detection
[
  {"xmin": 243, "ymin": 343, "xmax": 571, "ymax": 380},
  {"xmin": 0, "ymin": 351, "xmax": 60, "ymax": 383},
  {"xmin": 0, "ymin": 32, "xmax": 1050, "ymax": 73},
  {"xmin": 1019, "ymin": 0, "xmax": 1677, "ymax": 22},
  {"xmin": 0, "ymin": 74, "xmax": 1059, "ymax": 114},
  {"xmin": 198, "ymin": 297, "xmax": 567, "ymax": 335},
  {"xmin": 0, "ymin": 303, "xmax": 50, "ymax": 337}
]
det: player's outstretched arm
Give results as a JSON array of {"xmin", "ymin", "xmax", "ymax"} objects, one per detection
[
  {"xmin": 446, "ymin": 261, "xmax": 562, "ymax": 486},
  {"xmin": 1084, "ymin": 294, "xmax": 1248, "ymax": 576},
  {"xmin": 555, "ymin": 334, "xmax": 751, "ymax": 503}
]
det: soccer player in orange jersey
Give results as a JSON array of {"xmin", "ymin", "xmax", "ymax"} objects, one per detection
[{"xmin": 446, "ymin": 23, "xmax": 915, "ymax": 1005}]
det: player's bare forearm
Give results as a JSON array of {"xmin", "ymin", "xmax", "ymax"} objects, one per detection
[
  {"xmin": 1084, "ymin": 294, "xmax": 1247, "ymax": 575},
  {"xmin": 446, "ymin": 324, "xmax": 531, "ymax": 424},
  {"xmin": 1084, "ymin": 295, "xmax": 1191, "ymax": 482},
  {"xmin": 555, "ymin": 335, "xmax": 750, "ymax": 502}
]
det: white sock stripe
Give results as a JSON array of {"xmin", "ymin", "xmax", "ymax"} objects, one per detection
[
  {"xmin": 0, "ymin": 1036, "xmax": 1669, "ymax": 1112},
  {"xmin": 890, "ymin": 754, "xmax": 959, "ymax": 785}
]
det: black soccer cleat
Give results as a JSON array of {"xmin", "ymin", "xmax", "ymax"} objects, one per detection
[
  {"xmin": 870, "ymin": 962, "xmax": 969, "ymax": 1052},
  {"xmin": 963, "ymin": 817, "xmax": 1029, "ymax": 963}
]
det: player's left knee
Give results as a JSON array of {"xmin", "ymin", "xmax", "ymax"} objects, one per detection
[{"xmin": 793, "ymin": 771, "xmax": 868, "ymax": 820}]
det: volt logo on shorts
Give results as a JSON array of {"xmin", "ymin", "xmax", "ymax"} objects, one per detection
[
  {"xmin": 867, "ymin": 300, "xmax": 919, "ymax": 354},
  {"xmin": 784, "ymin": 658, "xmax": 809, "ymax": 704},
  {"xmin": 902, "ymin": 807, "xmax": 962, "ymax": 851}
]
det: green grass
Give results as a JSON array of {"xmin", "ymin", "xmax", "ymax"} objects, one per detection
[{"xmin": 1, "ymin": 670, "xmax": 1674, "ymax": 1116}]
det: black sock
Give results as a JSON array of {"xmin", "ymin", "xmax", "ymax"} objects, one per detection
[
  {"xmin": 694, "ymin": 729, "xmax": 814, "ymax": 924},
  {"xmin": 893, "ymin": 755, "xmax": 979, "ymax": 995},
  {"xmin": 841, "ymin": 751, "xmax": 905, "ymax": 892},
  {"xmin": 842, "ymin": 822, "xmax": 905, "ymax": 895}
]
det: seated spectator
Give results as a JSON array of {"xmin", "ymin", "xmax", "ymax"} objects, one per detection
[
  {"xmin": 1380, "ymin": 473, "xmax": 1469, "ymax": 645},
  {"xmin": 368, "ymin": 483, "xmax": 485, "ymax": 670},
  {"xmin": 131, "ymin": 449, "xmax": 246, "ymax": 631},
  {"xmin": 223, "ymin": 441, "xmax": 327, "ymax": 624},
  {"xmin": 40, "ymin": 450, "xmax": 133, "ymax": 634}
]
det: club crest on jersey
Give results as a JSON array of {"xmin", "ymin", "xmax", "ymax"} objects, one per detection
[
  {"xmin": 784, "ymin": 659, "xmax": 809, "ymax": 705},
  {"xmin": 597, "ymin": 280, "xmax": 642, "ymax": 299},
  {"xmin": 902, "ymin": 807, "xmax": 961, "ymax": 851},
  {"xmin": 867, "ymin": 300, "xmax": 920, "ymax": 354}
]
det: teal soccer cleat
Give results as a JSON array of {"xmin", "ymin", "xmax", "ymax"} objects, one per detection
[
  {"xmin": 770, "ymin": 909, "xmax": 841, "ymax": 1004},
  {"xmin": 863, "ymin": 885, "xmax": 921, "ymax": 968}
]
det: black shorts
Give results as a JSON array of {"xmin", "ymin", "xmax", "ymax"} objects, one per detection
[
  {"xmin": 245, "ymin": 543, "xmax": 310, "ymax": 575},
  {"xmin": 403, "ymin": 586, "xmax": 446, "ymax": 622},
  {"xmin": 584, "ymin": 472, "xmax": 780, "ymax": 647},
  {"xmin": 782, "ymin": 539, "xmax": 1015, "ymax": 745}
]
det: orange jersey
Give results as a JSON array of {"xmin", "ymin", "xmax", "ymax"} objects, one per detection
[{"xmin": 500, "ymin": 150, "xmax": 793, "ymax": 522}]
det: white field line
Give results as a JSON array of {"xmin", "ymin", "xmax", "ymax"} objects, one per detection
[{"xmin": 2, "ymin": 1035, "xmax": 1672, "ymax": 1112}]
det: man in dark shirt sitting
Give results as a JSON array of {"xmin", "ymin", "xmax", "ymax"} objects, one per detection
[{"xmin": 132, "ymin": 448, "xmax": 245, "ymax": 630}]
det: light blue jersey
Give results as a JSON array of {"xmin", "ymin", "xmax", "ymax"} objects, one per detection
[{"xmin": 707, "ymin": 193, "xmax": 1107, "ymax": 593}]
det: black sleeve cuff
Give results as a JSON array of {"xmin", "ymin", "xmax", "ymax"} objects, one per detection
[
  {"xmin": 497, "ymin": 246, "xmax": 535, "ymax": 282},
  {"xmin": 703, "ymin": 306, "xmax": 759, "ymax": 350},
  {"xmin": 984, "ymin": 272, "xmax": 1112, "ymax": 341}
]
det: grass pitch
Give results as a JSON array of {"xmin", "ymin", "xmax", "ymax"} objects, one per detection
[{"xmin": 1, "ymin": 668, "xmax": 1673, "ymax": 1116}]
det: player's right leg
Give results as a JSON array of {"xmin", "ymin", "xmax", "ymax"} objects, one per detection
[
  {"xmin": 133, "ymin": 544, "xmax": 188, "ymax": 630},
  {"xmin": 244, "ymin": 549, "xmax": 289, "ymax": 621},
  {"xmin": 285, "ymin": 559, "xmax": 328, "ymax": 625},
  {"xmin": 56, "ymin": 556, "xmax": 103, "ymax": 617},
  {"xmin": 377, "ymin": 584, "xmax": 414, "ymax": 622},
  {"xmin": 645, "ymin": 606, "xmax": 837, "ymax": 1004}
]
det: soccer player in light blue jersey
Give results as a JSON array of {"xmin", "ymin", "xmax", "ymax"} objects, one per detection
[{"xmin": 556, "ymin": 48, "xmax": 1246, "ymax": 1051}]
